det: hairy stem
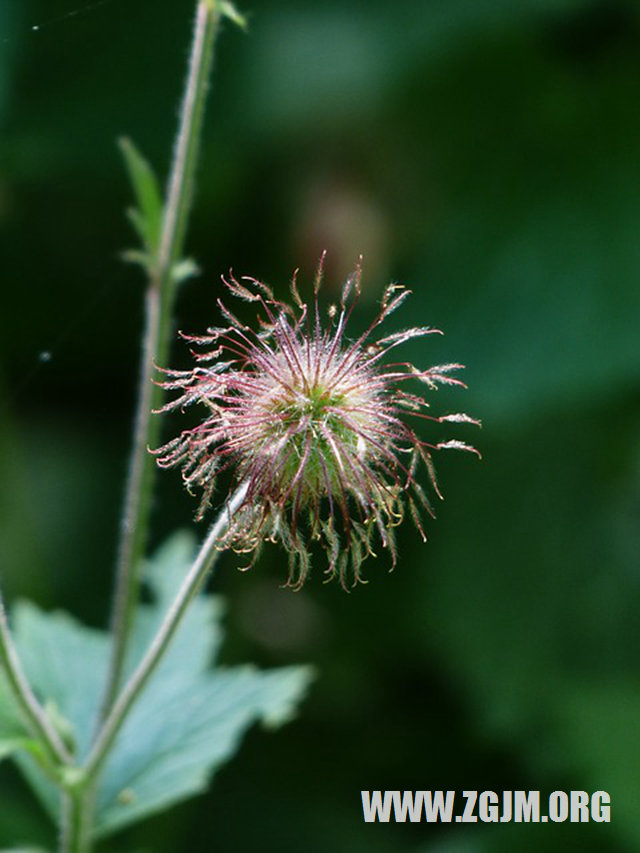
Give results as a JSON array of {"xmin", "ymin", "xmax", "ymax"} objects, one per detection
[
  {"xmin": 61, "ymin": 789, "xmax": 91, "ymax": 853},
  {"xmin": 101, "ymin": 0, "xmax": 223, "ymax": 719},
  {"xmin": 0, "ymin": 592, "xmax": 71, "ymax": 769},
  {"xmin": 85, "ymin": 484, "xmax": 247, "ymax": 784}
]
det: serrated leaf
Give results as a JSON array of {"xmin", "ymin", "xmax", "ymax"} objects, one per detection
[
  {"xmin": 94, "ymin": 664, "xmax": 313, "ymax": 837},
  {"xmin": 118, "ymin": 137, "xmax": 163, "ymax": 253},
  {"xmin": 94, "ymin": 531, "xmax": 313, "ymax": 836},
  {"xmin": 123, "ymin": 530, "xmax": 225, "ymax": 690},
  {"xmin": 5, "ymin": 531, "xmax": 312, "ymax": 838}
]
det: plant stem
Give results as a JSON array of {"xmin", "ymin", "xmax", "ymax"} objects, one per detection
[
  {"xmin": 0, "ymin": 592, "xmax": 71, "ymax": 768},
  {"xmin": 61, "ymin": 789, "xmax": 90, "ymax": 853},
  {"xmin": 84, "ymin": 484, "xmax": 247, "ymax": 785},
  {"xmin": 101, "ymin": 0, "xmax": 223, "ymax": 719}
]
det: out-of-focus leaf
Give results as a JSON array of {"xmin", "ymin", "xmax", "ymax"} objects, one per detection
[
  {"xmin": 220, "ymin": 1, "xmax": 248, "ymax": 30},
  {"xmin": 409, "ymin": 409, "xmax": 637, "ymax": 851},
  {"xmin": 0, "ymin": 737, "xmax": 41, "ymax": 761},
  {"xmin": 171, "ymin": 257, "xmax": 200, "ymax": 285},
  {"xmin": 118, "ymin": 137, "xmax": 163, "ymax": 254},
  {"xmin": 120, "ymin": 248, "xmax": 152, "ymax": 270},
  {"xmin": 554, "ymin": 680, "xmax": 640, "ymax": 847},
  {"xmin": 244, "ymin": 0, "xmax": 591, "ymax": 130},
  {"xmin": 440, "ymin": 196, "xmax": 640, "ymax": 424},
  {"xmin": 0, "ymin": 669, "xmax": 26, "ymax": 741},
  {"xmin": 0, "ymin": 848, "xmax": 50, "ymax": 853},
  {"xmin": 402, "ymin": 27, "xmax": 640, "ymax": 427},
  {"xmin": 0, "ymin": 639, "xmax": 59, "ymax": 774}
]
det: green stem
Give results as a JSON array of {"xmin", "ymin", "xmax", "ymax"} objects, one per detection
[
  {"xmin": 101, "ymin": 0, "xmax": 224, "ymax": 720},
  {"xmin": 61, "ymin": 789, "xmax": 91, "ymax": 853},
  {"xmin": 0, "ymin": 592, "xmax": 71, "ymax": 769},
  {"xmin": 84, "ymin": 484, "xmax": 247, "ymax": 785}
]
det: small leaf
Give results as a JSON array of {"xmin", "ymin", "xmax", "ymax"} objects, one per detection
[
  {"xmin": 120, "ymin": 248, "xmax": 153, "ymax": 271},
  {"xmin": 118, "ymin": 137, "xmax": 163, "ymax": 253},
  {"xmin": 171, "ymin": 257, "xmax": 200, "ymax": 285},
  {"xmin": 219, "ymin": 1, "xmax": 248, "ymax": 30}
]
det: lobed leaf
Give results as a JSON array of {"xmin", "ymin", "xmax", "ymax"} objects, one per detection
[{"xmin": 2, "ymin": 531, "xmax": 312, "ymax": 837}]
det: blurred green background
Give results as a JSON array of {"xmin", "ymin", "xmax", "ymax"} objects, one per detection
[{"xmin": 2, "ymin": 0, "xmax": 640, "ymax": 850}]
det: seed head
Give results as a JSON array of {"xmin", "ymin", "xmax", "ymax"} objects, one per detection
[{"xmin": 153, "ymin": 258, "xmax": 479, "ymax": 589}]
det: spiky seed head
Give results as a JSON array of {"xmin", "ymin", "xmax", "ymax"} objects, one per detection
[{"xmin": 153, "ymin": 258, "xmax": 479, "ymax": 589}]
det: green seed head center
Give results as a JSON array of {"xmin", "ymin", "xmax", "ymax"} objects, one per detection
[{"xmin": 274, "ymin": 383, "xmax": 345, "ymax": 426}]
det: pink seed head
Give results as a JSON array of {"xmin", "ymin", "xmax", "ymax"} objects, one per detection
[{"xmin": 153, "ymin": 258, "xmax": 480, "ymax": 589}]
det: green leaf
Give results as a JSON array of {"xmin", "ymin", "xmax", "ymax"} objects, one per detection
[
  {"xmin": 6, "ymin": 604, "xmax": 110, "ymax": 822},
  {"xmin": 171, "ymin": 257, "xmax": 200, "ymax": 285},
  {"xmin": 553, "ymin": 680, "xmax": 640, "ymax": 848},
  {"xmin": 94, "ymin": 531, "xmax": 314, "ymax": 837},
  {"xmin": 219, "ymin": 1, "xmax": 248, "ymax": 30},
  {"xmin": 0, "ymin": 849, "xmax": 50, "ymax": 853},
  {"xmin": 5, "ymin": 531, "xmax": 312, "ymax": 838},
  {"xmin": 0, "ymin": 650, "xmax": 58, "ymax": 772},
  {"xmin": 124, "ymin": 531, "xmax": 224, "ymax": 687},
  {"xmin": 124, "ymin": 208, "xmax": 152, "ymax": 251},
  {"xmin": 95, "ymin": 664, "xmax": 313, "ymax": 837},
  {"xmin": 120, "ymin": 248, "xmax": 153, "ymax": 271},
  {"xmin": 118, "ymin": 137, "xmax": 163, "ymax": 254},
  {"xmin": 0, "ymin": 736, "xmax": 42, "ymax": 761}
]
